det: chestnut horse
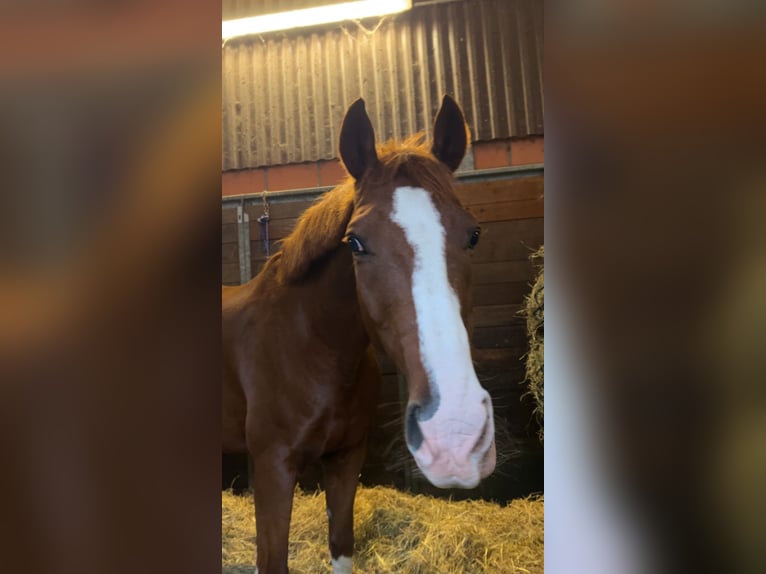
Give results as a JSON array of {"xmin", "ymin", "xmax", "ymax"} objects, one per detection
[{"xmin": 222, "ymin": 96, "xmax": 496, "ymax": 574}]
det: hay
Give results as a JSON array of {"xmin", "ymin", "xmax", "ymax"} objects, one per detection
[
  {"xmin": 521, "ymin": 246, "xmax": 544, "ymax": 439},
  {"xmin": 223, "ymin": 485, "xmax": 543, "ymax": 574}
]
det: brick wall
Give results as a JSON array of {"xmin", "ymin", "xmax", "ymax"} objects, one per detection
[
  {"xmin": 473, "ymin": 137, "xmax": 545, "ymax": 169},
  {"xmin": 222, "ymin": 136, "xmax": 544, "ymax": 197}
]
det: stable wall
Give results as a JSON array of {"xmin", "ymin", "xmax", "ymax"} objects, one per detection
[{"xmin": 221, "ymin": 139, "xmax": 543, "ymax": 501}]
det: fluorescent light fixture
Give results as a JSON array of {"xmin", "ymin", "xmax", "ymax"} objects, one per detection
[{"xmin": 222, "ymin": 0, "xmax": 413, "ymax": 40}]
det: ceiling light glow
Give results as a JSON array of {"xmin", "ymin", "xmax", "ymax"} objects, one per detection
[{"xmin": 222, "ymin": 0, "xmax": 413, "ymax": 40}]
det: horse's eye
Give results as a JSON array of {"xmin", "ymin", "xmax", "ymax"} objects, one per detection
[
  {"xmin": 346, "ymin": 234, "xmax": 366, "ymax": 254},
  {"xmin": 468, "ymin": 227, "xmax": 481, "ymax": 249}
]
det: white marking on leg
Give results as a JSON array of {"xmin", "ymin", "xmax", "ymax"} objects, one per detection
[
  {"xmin": 391, "ymin": 186, "xmax": 476, "ymax": 398},
  {"xmin": 332, "ymin": 554, "xmax": 352, "ymax": 574}
]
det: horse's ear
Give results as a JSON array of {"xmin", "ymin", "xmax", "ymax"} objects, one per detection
[
  {"xmin": 339, "ymin": 98, "xmax": 378, "ymax": 181},
  {"xmin": 431, "ymin": 94, "xmax": 468, "ymax": 172}
]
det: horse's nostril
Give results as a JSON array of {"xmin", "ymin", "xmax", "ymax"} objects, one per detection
[{"xmin": 405, "ymin": 403, "xmax": 424, "ymax": 451}]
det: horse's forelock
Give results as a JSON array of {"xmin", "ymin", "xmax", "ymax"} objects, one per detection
[{"xmin": 369, "ymin": 137, "xmax": 458, "ymax": 201}]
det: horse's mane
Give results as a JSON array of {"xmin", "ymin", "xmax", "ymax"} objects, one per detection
[
  {"xmin": 277, "ymin": 134, "xmax": 458, "ymax": 283},
  {"xmin": 276, "ymin": 180, "xmax": 355, "ymax": 283}
]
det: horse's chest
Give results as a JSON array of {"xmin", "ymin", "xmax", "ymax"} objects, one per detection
[
  {"xmin": 247, "ymin": 341, "xmax": 378, "ymax": 459},
  {"xmin": 321, "ymin": 403, "xmax": 362, "ymax": 450},
  {"xmin": 303, "ymin": 384, "xmax": 366, "ymax": 452}
]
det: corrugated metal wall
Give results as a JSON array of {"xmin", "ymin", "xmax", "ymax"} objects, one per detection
[{"xmin": 222, "ymin": 0, "xmax": 544, "ymax": 170}]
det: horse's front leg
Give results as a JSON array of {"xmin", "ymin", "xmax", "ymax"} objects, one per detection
[
  {"xmin": 321, "ymin": 441, "xmax": 367, "ymax": 574},
  {"xmin": 251, "ymin": 447, "xmax": 297, "ymax": 574}
]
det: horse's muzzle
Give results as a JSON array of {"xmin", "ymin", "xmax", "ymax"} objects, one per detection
[{"xmin": 405, "ymin": 390, "xmax": 496, "ymax": 489}]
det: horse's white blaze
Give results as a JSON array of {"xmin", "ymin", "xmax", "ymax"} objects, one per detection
[
  {"xmin": 391, "ymin": 185, "xmax": 494, "ymax": 487},
  {"xmin": 391, "ymin": 186, "xmax": 476, "ymax": 408},
  {"xmin": 332, "ymin": 555, "xmax": 352, "ymax": 574}
]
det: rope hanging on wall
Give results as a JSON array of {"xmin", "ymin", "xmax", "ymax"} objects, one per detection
[{"xmin": 257, "ymin": 191, "xmax": 270, "ymax": 257}]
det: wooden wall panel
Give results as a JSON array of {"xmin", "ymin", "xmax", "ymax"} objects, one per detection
[
  {"xmin": 222, "ymin": 243, "xmax": 238, "ymax": 265},
  {"xmin": 222, "ymin": 207, "xmax": 240, "ymax": 286},
  {"xmin": 222, "ymin": 264, "xmax": 240, "ymax": 285},
  {"xmin": 456, "ymin": 176, "xmax": 543, "ymax": 205},
  {"xmin": 470, "ymin": 219, "xmax": 544, "ymax": 263}
]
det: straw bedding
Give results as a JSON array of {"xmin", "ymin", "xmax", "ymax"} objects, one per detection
[
  {"xmin": 521, "ymin": 246, "xmax": 544, "ymax": 439},
  {"xmin": 222, "ymin": 485, "xmax": 543, "ymax": 574}
]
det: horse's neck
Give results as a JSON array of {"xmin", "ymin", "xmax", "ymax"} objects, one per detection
[{"xmin": 285, "ymin": 246, "xmax": 369, "ymax": 355}]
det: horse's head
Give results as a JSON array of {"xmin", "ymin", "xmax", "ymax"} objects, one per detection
[{"xmin": 338, "ymin": 96, "xmax": 496, "ymax": 489}]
